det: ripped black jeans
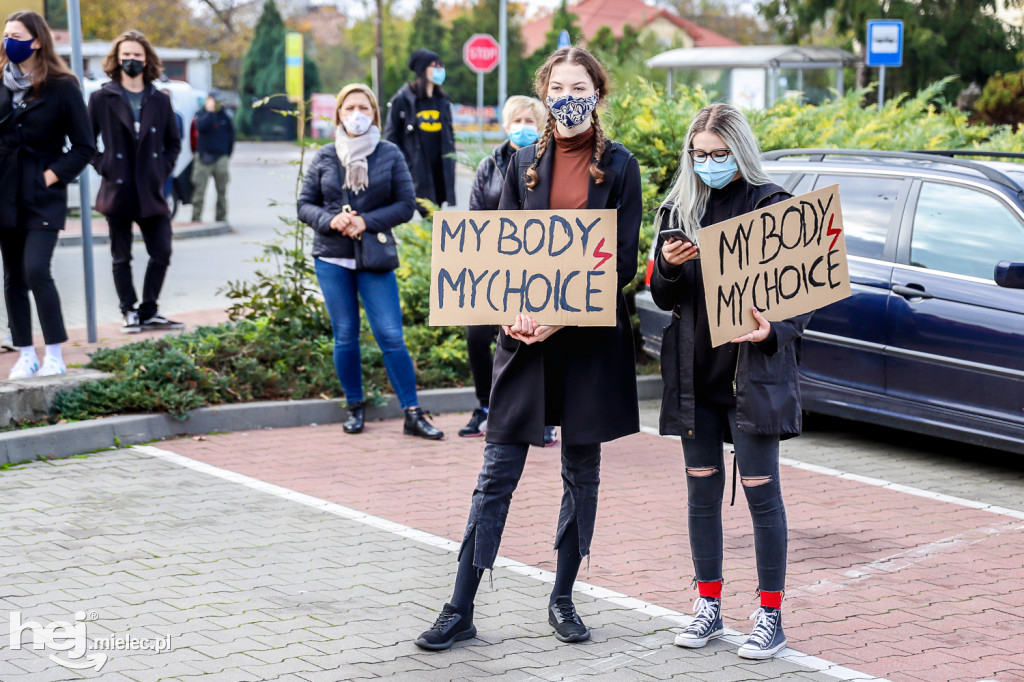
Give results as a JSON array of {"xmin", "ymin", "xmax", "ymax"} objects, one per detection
[
  {"xmin": 460, "ymin": 442, "xmax": 601, "ymax": 570},
  {"xmin": 682, "ymin": 402, "xmax": 787, "ymax": 593}
]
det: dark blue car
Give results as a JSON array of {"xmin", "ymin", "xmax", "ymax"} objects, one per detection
[{"xmin": 636, "ymin": 149, "xmax": 1024, "ymax": 454}]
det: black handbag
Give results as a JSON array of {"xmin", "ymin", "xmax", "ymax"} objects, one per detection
[
  {"xmin": 353, "ymin": 227, "xmax": 399, "ymax": 272},
  {"xmin": 340, "ymin": 185, "xmax": 399, "ymax": 272}
]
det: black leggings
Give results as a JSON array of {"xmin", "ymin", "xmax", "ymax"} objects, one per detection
[
  {"xmin": 0, "ymin": 229, "xmax": 67, "ymax": 346},
  {"xmin": 465, "ymin": 325, "xmax": 498, "ymax": 407},
  {"xmin": 682, "ymin": 402, "xmax": 787, "ymax": 593}
]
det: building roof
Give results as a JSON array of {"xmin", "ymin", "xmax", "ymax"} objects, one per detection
[
  {"xmin": 647, "ymin": 45, "xmax": 860, "ymax": 70},
  {"xmin": 521, "ymin": 0, "xmax": 739, "ymax": 55},
  {"xmin": 54, "ymin": 41, "xmax": 215, "ymax": 61}
]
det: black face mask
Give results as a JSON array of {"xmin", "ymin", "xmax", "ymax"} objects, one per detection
[{"xmin": 121, "ymin": 59, "xmax": 144, "ymax": 78}]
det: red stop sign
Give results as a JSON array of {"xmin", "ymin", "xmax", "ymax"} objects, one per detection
[{"xmin": 463, "ymin": 34, "xmax": 501, "ymax": 74}]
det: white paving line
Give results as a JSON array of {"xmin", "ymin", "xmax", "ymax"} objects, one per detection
[
  {"xmin": 132, "ymin": 444, "xmax": 886, "ymax": 682},
  {"xmin": 639, "ymin": 425, "xmax": 1024, "ymax": 521}
]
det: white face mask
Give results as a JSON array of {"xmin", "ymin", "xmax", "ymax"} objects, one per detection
[{"xmin": 343, "ymin": 111, "xmax": 373, "ymax": 136}]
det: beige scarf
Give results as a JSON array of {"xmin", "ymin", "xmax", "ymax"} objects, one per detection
[{"xmin": 334, "ymin": 125, "xmax": 381, "ymax": 195}]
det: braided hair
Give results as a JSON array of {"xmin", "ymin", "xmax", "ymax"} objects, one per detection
[{"xmin": 524, "ymin": 46, "xmax": 611, "ymax": 191}]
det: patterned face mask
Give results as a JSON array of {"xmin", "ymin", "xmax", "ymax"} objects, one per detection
[{"xmin": 545, "ymin": 93, "xmax": 598, "ymax": 129}]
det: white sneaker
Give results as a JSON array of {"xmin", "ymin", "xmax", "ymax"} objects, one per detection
[
  {"xmin": 8, "ymin": 355, "xmax": 40, "ymax": 379},
  {"xmin": 37, "ymin": 355, "xmax": 67, "ymax": 377}
]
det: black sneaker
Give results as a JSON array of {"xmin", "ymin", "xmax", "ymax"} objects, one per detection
[
  {"xmin": 458, "ymin": 407, "xmax": 488, "ymax": 437},
  {"xmin": 122, "ymin": 310, "xmax": 141, "ymax": 334},
  {"xmin": 674, "ymin": 596, "xmax": 724, "ymax": 648},
  {"xmin": 404, "ymin": 407, "xmax": 444, "ymax": 440},
  {"xmin": 548, "ymin": 596, "xmax": 590, "ymax": 643},
  {"xmin": 414, "ymin": 603, "xmax": 476, "ymax": 651},
  {"xmin": 737, "ymin": 606, "xmax": 787, "ymax": 659},
  {"xmin": 543, "ymin": 426, "xmax": 558, "ymax": 447},
  {"xmin": 141, "ymin": 313, "xmax": 185, "ymax": 330}
]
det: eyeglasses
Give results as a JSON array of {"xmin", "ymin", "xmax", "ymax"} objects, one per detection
[{"xmin": 688, "ymin": 148, "xmax": 733, "ymax": 163}]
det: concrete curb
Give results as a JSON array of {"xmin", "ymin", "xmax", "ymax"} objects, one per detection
[
  {"xmin": 58, "ymin": 221, "xmax": 232, "ymax": 247},
  {"xmin": 0, "ymin": 369, "xmax": 112, "ymax": 425},
  {"xmin": 0, "ymin": 375, "xmax": 663, "ymax": 466}
]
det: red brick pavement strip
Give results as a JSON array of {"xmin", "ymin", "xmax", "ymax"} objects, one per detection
[
  {"xmin": 0, "ymin": 308, "xmax": 230, "ymax": 376},
  {"xmin": 162, "ymin": 414, "xmax": 1024, "ymax": 682}
]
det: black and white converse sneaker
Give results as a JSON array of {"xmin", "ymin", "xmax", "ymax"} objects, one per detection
[
  {"xmin": 737, "ymin": 606, "xmax": 787, "ymax": 659},
  {"xmin": 674, "ymin": 596, "xmax": 724, "ymax": 648},
  {"xmin": 414, "ymin": 603, "xmax": 476, "ymax": 651},
  {"xmin": 548, "ymin": 596, "xmax": 590, "ymax": 642}
]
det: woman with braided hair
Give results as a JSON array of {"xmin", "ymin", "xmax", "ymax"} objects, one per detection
[{"xmin": 415, "ymin": 46, "xmax": 642, "ymax": 651}]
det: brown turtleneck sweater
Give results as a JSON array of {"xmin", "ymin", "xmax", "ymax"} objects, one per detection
[{"xmin": 549, "ymin": 125, "xmax": 595, "ymax": 210}]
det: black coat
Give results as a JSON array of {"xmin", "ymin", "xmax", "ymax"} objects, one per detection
[
  {"xmin": 0, "ymin": 75, "xmax": 95, "ymax": 230},
  {"xmin": 384, "ymin": 83, "xmax": 456, "ymax": 207},
  {"xmin": 469, "ymin": 140, "xmax": 515, "ymax": 211},
  {"xmin": 194, "ymin": 109, "xmax": 234, "ymax": 158},
  {"xmin": 297, "ymin": 140, "xmax": 416, "ymax": 262},
  {"xmin": 486, "ymin": 139, "xmax": 643, "ymax": 446},
  {"xmin": 650, "ymin": 185, "xmax": 813, "ymax": 440},
  {"xmin": 88, "ymin": 82, "xmax": 181, "ymax": 218}
]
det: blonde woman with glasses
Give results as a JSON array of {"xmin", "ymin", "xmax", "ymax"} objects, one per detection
[{"xmin": 651, "ymin": 103, "xmax": 812, "ymax": 660}]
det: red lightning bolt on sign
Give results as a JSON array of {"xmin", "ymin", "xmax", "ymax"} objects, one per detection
[
  {"xmin": 593, "ymin": 237, "xmax": 612, "ymax": 270},
  {"xmin": 826, "ymin": 214, "xmax": 842, "ymax": 251}
]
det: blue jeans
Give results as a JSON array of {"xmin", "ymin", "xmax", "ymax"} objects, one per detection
[
  {"xmin": 314, "ymin": 258, "xmax": 419, "ymax": 408},
  {"xmin": 682, "ymin": 402, "xmax": 787, "ymax": 593},
  {"xmin": 460, "ymin": 442, "xmax": 601, "ymax": 571}
]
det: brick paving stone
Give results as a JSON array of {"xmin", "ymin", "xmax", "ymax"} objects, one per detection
[
  {"xmin": 161, "ymin": 414, "xmax": 1024, "ymax": 681},
  {"xmin": 1, "ymin": 450, "xmax": 836, "ymax": 681}
]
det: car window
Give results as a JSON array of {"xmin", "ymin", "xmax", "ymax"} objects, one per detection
[
  {"xmin": 910, "ymin": 182, "xmax": 1024, "ymax": 280},
  {"xmin": 767, "ymin": 172, "xmax": 792, "ymax": 189},
  {"xmin": 813, "ymin": 174, "xmax": 900, "ymax": 259}
]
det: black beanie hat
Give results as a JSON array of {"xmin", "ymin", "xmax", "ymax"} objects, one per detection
[{"xmin": 408, "ymin": 49, "xmax": 441, "ymax": 75}]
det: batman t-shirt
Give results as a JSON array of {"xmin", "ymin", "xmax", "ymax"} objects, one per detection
[{"xmin": 415, "ymin": 95, "xmax": 446, "ymax": 203}]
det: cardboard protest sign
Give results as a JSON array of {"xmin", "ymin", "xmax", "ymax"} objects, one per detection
[
  {"xmin": 429, "ymin": 209, "xmax": 618, "ymax": 327},
  {"xmin": 699, "ymin": 184, "xmax": 850, "ymax": 346}
]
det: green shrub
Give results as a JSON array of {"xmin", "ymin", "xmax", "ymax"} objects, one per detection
[
  {"xmin": 52, "ymin": 319, "xmax": 340, "ymax": 421},
  {"xmin": 976, "ymin": 71, "xmax": 1024, "ymax": 127}
]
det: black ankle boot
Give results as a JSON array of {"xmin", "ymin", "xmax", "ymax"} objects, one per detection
[
  {"xmin": 343, "ymin": 402, "xmax": 364, "ymax": 434},
  {"xmin": 404, "ymin": 407, "xmax": 443, "ymax": 440}
]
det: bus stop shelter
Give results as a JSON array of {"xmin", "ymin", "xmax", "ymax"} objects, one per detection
[{"xmin": 646, "ymin": 45, "xmax": 860, "ymax": 108}]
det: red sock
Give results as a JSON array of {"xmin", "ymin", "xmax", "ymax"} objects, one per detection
[
  {"xmin": 697, "ymin": 580, "xmax": 722, "ymax": 599},
  {"xmin": 760, "ymin": 590, "xmax": 783, "ymax": 609}
]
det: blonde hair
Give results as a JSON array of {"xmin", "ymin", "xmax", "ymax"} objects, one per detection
[
  {"xmin": 662, "ymin": 103, "xmax": 773, "ymax": 246},
  {"xmin": 501, "ymin": 95, "xmax": 545, "ymax": 128},
  {"xmin": 334, "ymin": 83, "xmax": 381, "ymax": 128}
]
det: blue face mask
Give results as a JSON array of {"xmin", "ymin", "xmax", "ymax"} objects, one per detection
[
  {"xmin": 2, "ymin": 37, "xmax": 36, "ymax": 65},
  {"xmin": 694, "ymin": 156, "xmax": 739, "ymax": 189},
  {"xmin": 508, "ymin": 123, "xmax": 539, "ymax": 147},
  {"xmin": 429, "ymin": 67, "xmax": 446, "ymax": 86}
]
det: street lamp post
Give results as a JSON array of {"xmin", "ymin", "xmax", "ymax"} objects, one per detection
[{"xmin": 67, "ymin": 0, "xmax": 97, "ymax": 343}]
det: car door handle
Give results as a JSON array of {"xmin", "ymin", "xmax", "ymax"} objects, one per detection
[{"xmin": 892, "ymin": 284, "xmax": 933, "ymax": 300}]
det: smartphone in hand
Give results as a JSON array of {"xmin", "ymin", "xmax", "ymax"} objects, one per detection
[{"xmin": 660, "ymin": 228, "xmax": 700, "ymax": 258}]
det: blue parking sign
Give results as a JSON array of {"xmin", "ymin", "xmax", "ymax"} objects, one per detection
[{"xmin": 866, "ymin": 20, "xmax": 903, "ymax": 67}]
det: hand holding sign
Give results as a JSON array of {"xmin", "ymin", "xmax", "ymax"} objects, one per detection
[
  {"xmin": 730, "ymin": 307, "xmax": 771, "ymax": 344},
  {"xmin": 503, "ymin": 314, "xmax": 564, "ymax": 344}
]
